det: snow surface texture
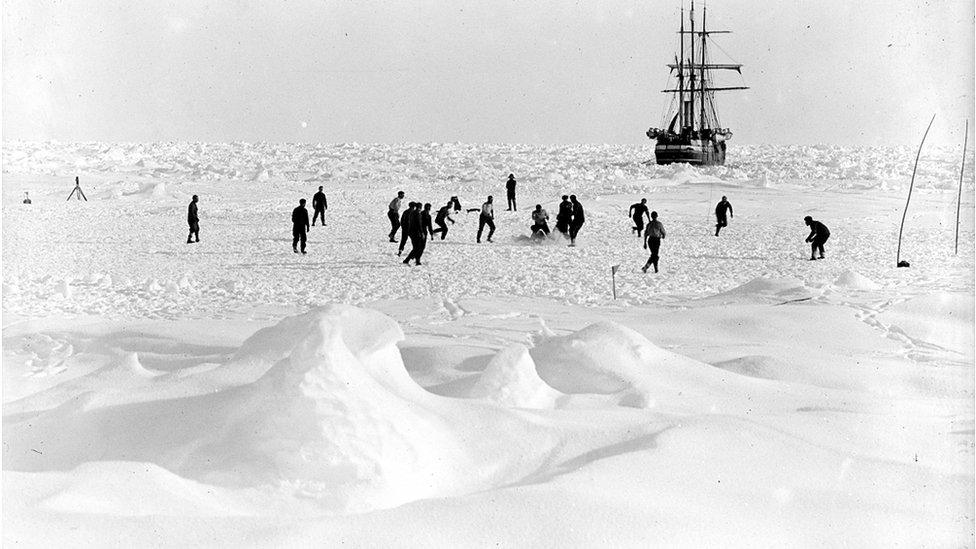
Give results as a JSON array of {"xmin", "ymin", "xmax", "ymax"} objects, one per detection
[{"xmin": 2, "ymin": 142, "xmax": 974, "ymax": 546}]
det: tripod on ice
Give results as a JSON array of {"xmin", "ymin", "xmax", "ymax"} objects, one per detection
[{"xmin": 66, "ymin": 176, "xmax": 88, "ymax": 201}]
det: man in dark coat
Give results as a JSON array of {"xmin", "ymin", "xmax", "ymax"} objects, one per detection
[
  {"xmin": 399, "ymin": 202, "xmax": 421, "ymax": 256},
  {"xmin": 404, "ymin": 203, "xmax": 433, "ymax": 266},
  {"xmin": 555, "ymin": 195, "xmax": 573, "ymax": 235},
  {"xmin": 506, "ymin": 174, "xmax": 517, "ymax": 211},
  {"xmin": 432, "ymin": 201, "xmax": 455, "ymax": 240},
  {"xmin": 629, "ymin": 198, "xmax": 650, "ymax": 237},
  {"xmin": 312, "ymin": 186, "xmax": 328, "ymax": 226},
  {"xmin": 292, "ymin": 198, "xmax": 310, "ymax": 254},
  {"xmin": 187, "ymin": 195, "xmax": 200, "ymax": 244},
  {"xmin": 568, "ymin": 195, "xmax": 585, "ymax": 246},
  {"xmin": 804, "ymin": 216, "xmax": 830, "ymax": 260},
  {"xmin": 715, "ymin": 196, "xmax": 733, "ymax": 236}
]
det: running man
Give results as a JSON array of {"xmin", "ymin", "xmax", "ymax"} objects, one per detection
[
  {"xmin": 477, "ymin": 196, "xmax": 495, "ymax": 243},
  {"xmin": 388, "ymin": 191, "xmax": 405, "ymax": 242},
  {"xmin": 715, "ymin": 196, "xmax": 733, "ymax": 236},
  {"xmin": 432, "ymin": 201, "xmax": 455, "ymax": 240},
  {"xmin": 642, "ymin": 211, "xmax": 666, "ymax": 273},
  {"xmin": 312, "ymin": 186, "xmax": 328, "ymax": 226},
  {"xmin": 568, "ymin": 195, "xmax": 585, "ymax": 246},
  {"xmin": 506, "ymin": 173, "xmax": 517, "ymax": 211},
  {"xmin": 629, "ymin": 198, "xmax": 650, "ymax": 237},
  {"xmin": 292, "ymin": 198, "xmax": 310, "ymax": 254},
  {"xmin": 804, "ymin": 216, "xmax": 830, "ymax": 260},
  {"xmin": 187, "ymin": 195, "xmax": 200, "ymax": 244},
  {"xmin": 531, "ymin": 204, "xmax": 550, "ymax": 236}
]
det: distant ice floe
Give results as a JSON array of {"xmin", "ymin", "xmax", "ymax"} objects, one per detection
[{"xmin": 3, "ymin": 142, "xmax": 970, "ymax": 192}]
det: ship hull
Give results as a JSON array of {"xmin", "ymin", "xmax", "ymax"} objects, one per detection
[{"xmin": 654, "ymin": 139, "xmax": 726, "ymax": 166}]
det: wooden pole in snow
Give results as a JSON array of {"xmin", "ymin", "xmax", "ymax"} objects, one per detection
[
  {"xmin": 611, "ymin": 265, "xmax": 619, "ymax": 300},
  {"xmin": 896, "ymin": 114, "xmax": 936, "ymax": 267},
  {"xmin": 955, "ymin": 119, "xmax": 969, "ymax": 255}
]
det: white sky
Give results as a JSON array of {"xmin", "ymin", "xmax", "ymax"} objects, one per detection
[{"xmin": 3, "ymin": 0, "xmax": 973, "ymax": 145}]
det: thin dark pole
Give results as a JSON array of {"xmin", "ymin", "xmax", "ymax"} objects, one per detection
[
  {"xmin": 955, "ymin": 119, "xmax": 969, "ymax": 255},
  {"xmin": 896, "ymin": 114, "xmax": 936, "ymax": 266}
]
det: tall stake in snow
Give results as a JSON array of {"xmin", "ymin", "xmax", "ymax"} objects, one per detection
[
  {"xmin": 896, "ymin": 114, "xmax": 936, "ymax": 267},
  {"xmin": 611, "ymin": 265, "xmax": 620, "ymax": 300},
  {"xmin": 955, "ymin": 119, "xmax": 969, "ymax": 255}
]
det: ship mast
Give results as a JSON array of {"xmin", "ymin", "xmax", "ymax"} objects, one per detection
[
  {"xmin": 688, "ymin": 1, "xmax": 695, "ymax": 132},
  {"xmin": 678, "ymin": 4, "xmax": 685, "ymax": 132},
  {"xmin": 700, "ymin": 3, "xmax": 708, "ymax": 131}
]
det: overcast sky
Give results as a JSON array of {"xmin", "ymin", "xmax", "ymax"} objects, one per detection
[{"xmin": 3, "ymin": 0, "xmax": 973, "ymax": 145}]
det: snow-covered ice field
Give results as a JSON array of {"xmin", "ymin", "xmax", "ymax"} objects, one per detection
[{"xmin": 2, "ymin": 142, "xmax": 974, "ymax": 546}]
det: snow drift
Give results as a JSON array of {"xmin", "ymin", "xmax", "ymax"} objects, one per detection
[{"xmin": 3, "ymin": 305, "xmax": 664, "ymax": 514}]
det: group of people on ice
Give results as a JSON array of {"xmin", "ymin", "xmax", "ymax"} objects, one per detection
[{"xmin": 181, "ymin": 174, "xmax": 831, "ymax": 269}]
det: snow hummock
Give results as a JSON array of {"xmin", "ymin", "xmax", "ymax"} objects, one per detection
[{"xmin": 833, "ymin": 269, "xmax": 881, "ymax": 290}]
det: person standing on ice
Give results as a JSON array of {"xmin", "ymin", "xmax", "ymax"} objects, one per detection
[
  {"xmin": 568, "ymin": 195, "xmax": 585, "ymax": 246},
  {"xmin": 804, "ymin": 215, "xmax": 830, "ymax": 260},
  {"xmin": 642, "ymin": 211, "xmax": 666, "ymax": 273},
  {"xmin": 388, "ymin": 190, "xmax": 405, "ymax": 242},
  {"xmin": 403, "ymin": 204, "xmax": 431, "ymax": 266},
  {"xmin": 629, "ymin": 198, "xmax": 650, "ymax": 237},
  {"xmin": 531, "ymin": 204, "xmax": 550, "ymax": 236},
  {"xmin": 292, "ymin": 198, "xmax": 310, "ymax": 254},
  {"xmin": 186, "ymin": 195, "xmax": 200, "ymax": 244},
  {"xmin": 432, "ymin": 201, "xmax": 455, "ymax": 240},
  {"xmin": 506, "ymin": 173, "xmax": 518, "ymax": 211},
  {"xmin": 555, "ymin": 195, "xmax": 573, "ymax": 235},
  {"xmin": 477, "ymin": 196, "xmax": 495, "ymax": 243},
  {"xmin": 398, "ymin": 202, "xmax": 421, "ymax": 255},
  {"xmin": 312, "ymin": 186, "xmax": 328, "ymax": 226},
  {"xmin": 22, "ymin": 191, "xmax": 32, "ymax": 204},
  {"xmin": 714, "ymin": 196, "xmax": 733, "ymax": 236}
]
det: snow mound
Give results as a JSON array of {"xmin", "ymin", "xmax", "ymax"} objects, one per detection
[
  {"xmin": 468, "ymin": 344, "xmax": 561, "ymax": 408},
  {"xmin": 832, "ymin": 270, "xmax": 881, "ymax": 290},
  {"xmin": 530, "ymin": 321, "xmax": 742, "ymax": 410},
  {"xmin": 705, "ymin": 277, "xmax": 816, "ymax": 304},
  {"xmin": 6, "ymin": 306, "xmax": 657, "ymax": 514}
]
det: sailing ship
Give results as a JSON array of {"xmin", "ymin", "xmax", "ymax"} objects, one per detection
[{"xmin": 646, "ymin": 1, "xmax": 747, "ymax": 166}]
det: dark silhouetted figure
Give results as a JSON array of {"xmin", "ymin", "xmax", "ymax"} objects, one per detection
[
  {"xmin": 506, "ymin": 174, "xmax": 517, "ymax": 211},
  {"xmin": 715, "ymin": 196, "xmax": 733, "ymax": 236},
  {"xmin": 187, "ymin": 195, "xmax": 200, "ymax": 244},
  {"xmin": 312, "ymin": 186, "xmax": 328, "ymax": 226},
  {"xmin": 404, "ymin": 203, "xmax": 433, "ymax": 266},
  {"xmin": 642, "ymin": 211, "xmax": 666, "ymax": 273},
  {"xmin": 292, "ymin": 199, "xmax": 310, "ymax": 254},
  {"xmin": 531, "ymin": 204, "xmax": 550, "ymax": 236},
  {"xmin": 388, "ymin": 191, "xmax": 405, "ymax": 242},
  {"xmin": 629, "ymin": 198, "xmax": 650, "ymax": 237},
  {"xmin": 804, "ymin": 216, "xmax": 830, "ymax": 260},
  {"xmin": 477, "ymin": 196, "xmax": 495, "ymax": 243},
  {"xmin": 568, "ymin": 195, "xmax": 585, "ymax": 246},
  {"xmin": 22, "ymin": 192, "xmax": 31, "ymax": 204},
  {"xmin": 432, "ymin": 201, "xmax": 455, "ymax": 240},
  {"xmin": 399, "ymin": 202, "xmax": 420, "ymax": 255},
  {"xmin": 555, "ymin": 195, "xmax": 573, "ymax": 235}
]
